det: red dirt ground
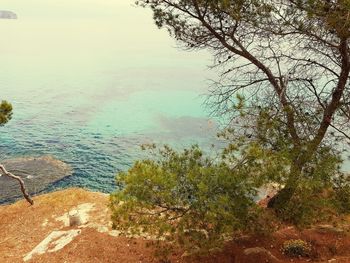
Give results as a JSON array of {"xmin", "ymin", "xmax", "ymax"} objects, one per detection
[{"xmin": 1, "ymin": 188, "xmax": 349, "ymax": 263}]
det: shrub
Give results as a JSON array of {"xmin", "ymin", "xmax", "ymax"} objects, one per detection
[
  {"xmin": 282, "ymin": 239, "xmax": 312, "ymax": 257},
  {"xmin": 332, "ymin": 173, "xmax": 350, "ymax": 214},
  {"xmin": 110, "ymin": 144, "xmax": 271, "ymax": 253},
  {"xmin": 269, "ymin": 147, "xmax": 346, "ymax": 226},
  {"xmin": 271, "ymin": 184, "xmax": 335, "ymax": 227},
  {"xmin": 109, "ymin": 126, "xmax": 348, "ymax": 254}
]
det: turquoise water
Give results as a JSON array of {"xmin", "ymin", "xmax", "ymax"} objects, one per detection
[{"xmin": 0, "ymin": 1, "xmax": 220, "ymax": 198}]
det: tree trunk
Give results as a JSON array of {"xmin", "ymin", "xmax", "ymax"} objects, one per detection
[
  {"xmin": 0, "ymin": 164, "xmax": 34, "ymax": 205},
  {"xmin": 267, "ymin": 160, "xmax": 303, "ymax": 210}
]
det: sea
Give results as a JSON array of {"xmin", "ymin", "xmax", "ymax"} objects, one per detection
[{"xmin": 0, "ymin": 1, "xmax": 221, "ymax": 199}]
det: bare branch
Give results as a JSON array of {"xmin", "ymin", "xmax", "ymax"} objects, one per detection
[{"xmin": 0, "ymin": 164, "xmax": 34, "ymax": 205}]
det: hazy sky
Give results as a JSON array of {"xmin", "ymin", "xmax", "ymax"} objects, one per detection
[
  {"xmin": 1, "ymin": 0, "xmax": 135, "ymax": 19},
  {"xmin": 0, "ymin": 0, "xmax": 211, "ymax": 71},
  {"xmin": 0, "ymin": 0, "xmax": 165, "ymax": 48}
]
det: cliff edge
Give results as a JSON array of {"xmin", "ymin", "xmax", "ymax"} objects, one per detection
[{"xmin": 0, "ymin": 188, "xmax": 349, "ymax": 263}]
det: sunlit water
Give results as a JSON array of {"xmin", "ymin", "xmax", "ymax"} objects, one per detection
[{"xmin": 0, "ymin": 1, "xmax": 220, "ymax": 201}]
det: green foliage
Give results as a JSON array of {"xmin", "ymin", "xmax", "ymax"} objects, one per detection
[
  {"xmin": 110, "ymin": 107, "xmax": 350, "ymax": 253},
  {"xmin": 251, "ymin": 132, "xmax": 345, "ymax": 227},
  {"xmin": 238, "ymin": 105, "xmax": 347, "ymax": 226},
  {"xmin": 332, "ymin": 174, "xmax": 350, "ymax": 213},
  {"xmin": 296, "ymin": 0, "xmax": 350, "ymax": 38},
  {"xmin": 271, "ymin": 184, "xmax": 334, "ymax": 226},
  {"xmin": 116, "ymin": 1, "xmax": 350, "ymax": 256},
  {"xmin": 267, "ymin": 165, "xmax": 350, "ymax": 227},
  {"xmin": 0, "ymin": 100, "xmax": 12, "ymax": 125},
  {"xmin": 282, "ymin": 239, "xmax": 312, "ymax": 257},
  {"xmin": 110, "ymin": 143, "xmax": 277, "ymax": 253},
  {"xmin": 134, "ymin": 1, "xmax": 350, "ymax": 219}
]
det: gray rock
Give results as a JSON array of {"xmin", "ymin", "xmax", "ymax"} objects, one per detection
[
  {"xmin": 0, "ymin": 155, "xmax": 72, "ymax": 203},
  {"xmin": 243, "ymin": 247, "xmax": 281, "ymax": 262},
  {"xmin": 0, "ymin": 10, "xmax": 17, "ymax": 19}
]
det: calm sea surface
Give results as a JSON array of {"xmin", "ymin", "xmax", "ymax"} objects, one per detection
[{"xmin": 0, "ymin": 1, "xmax": 220, "ymax": 198}]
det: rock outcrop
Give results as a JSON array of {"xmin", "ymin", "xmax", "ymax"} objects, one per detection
[
  {"xmin": 0, "ymin": 155, "xmax": 72, "ymax": 203},
  {"xmin": 0, "ymin": 10, "xmax": 17, "ymax": 19}
]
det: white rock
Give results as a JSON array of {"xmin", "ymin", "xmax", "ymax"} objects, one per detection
[
  {"xmin": 23, "ymin": 229, "xmax": 81, "ymax": 261},
  {"xmin": 41, "ymin": 219, "xmax": 49, "ymax": 227},
  {"xmin": 56, "ymin": 203, "xmax": 95, "ymax": 227}
]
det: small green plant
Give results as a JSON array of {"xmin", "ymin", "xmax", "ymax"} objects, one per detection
[{"xmin": 282, "ymin": 239, "xmax": 311, "ymax": 257}]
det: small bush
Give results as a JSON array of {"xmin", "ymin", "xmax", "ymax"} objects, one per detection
[
  {"xmin": 272, "ymin": 185, "xmax": 334, "ymax": 227},
  {"xmin": 282, "ymin": 239, "xmax": 311, "ymax": 257},
  {"xmin": 110, "ymin": 144, "xmax": 273, "ymax": 254},
  {"xmin": 333, "ymin": 174, "xmax": 350, "ymax": 213}
]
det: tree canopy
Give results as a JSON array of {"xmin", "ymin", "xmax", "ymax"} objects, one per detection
[
  {"xmin": 110, "ymin": 0, "xmax": 350, "ymax": 254},
  {"xmin": 134, "ymin": 0, "xmax": 350, "ymax": 206},
  {"xmin": 0, "ymin": 100, "xmax": 12, "ymax": 125}
]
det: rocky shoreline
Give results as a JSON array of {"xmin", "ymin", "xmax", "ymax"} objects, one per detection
[{"xmin": 0, "ymin": 155, "xmax": 72, "ymax": 204}]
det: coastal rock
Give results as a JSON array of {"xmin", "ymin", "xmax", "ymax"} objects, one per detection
[
  {"xmin": 0, "ymin": 10, "xmax": 17, "ymax": 19},
  {"xmin": 0, "ymin": 155, "xmax": 72, "ymax": 203}
]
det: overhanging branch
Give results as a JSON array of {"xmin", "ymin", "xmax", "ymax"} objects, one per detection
[{"xmin": 0, "ymin": 164, "xmax": 34, "ymax": 205}]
